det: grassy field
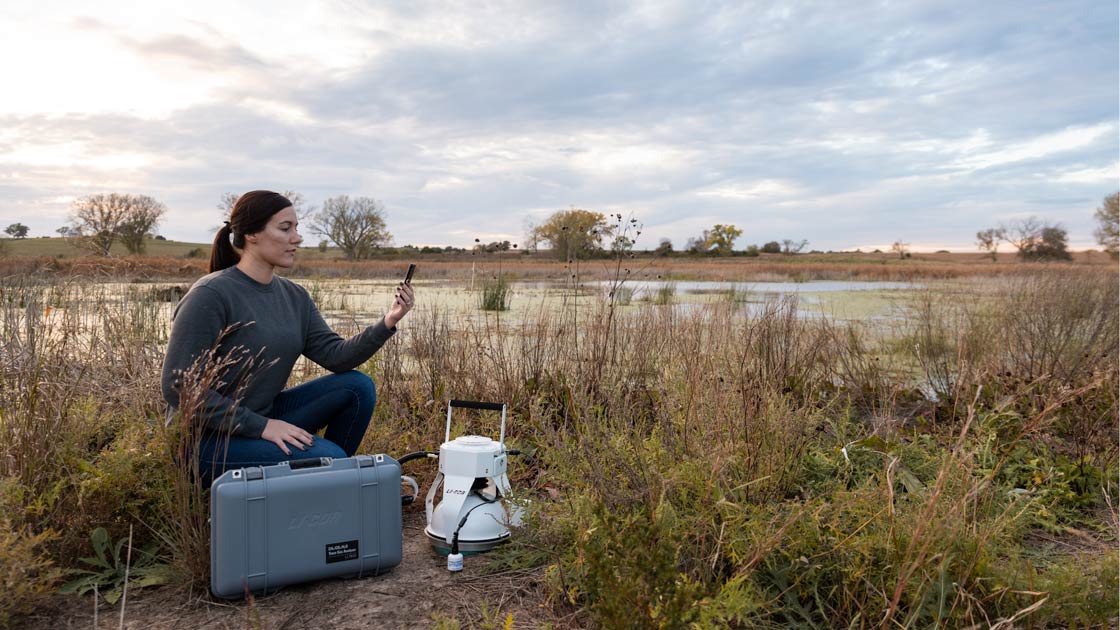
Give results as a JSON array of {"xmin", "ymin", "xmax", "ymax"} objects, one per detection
[
  {"xmin": 0, "ymin": 257, "xmax": 1117, "ymax": 627},
  {"xmin": 0, "ymin": 237, "xmax": 1114, "ymax": 284},
  {"xmin": 0, "ymin": 236, "xmax": 212, "ymax": 259}
]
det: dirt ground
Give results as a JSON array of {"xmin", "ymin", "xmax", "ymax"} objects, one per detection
[{"xmin": 20, "ymin": 510, "xmax": 577, "ymax": 629}]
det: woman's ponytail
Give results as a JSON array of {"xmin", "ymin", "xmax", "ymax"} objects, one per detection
[{"xmin": 209, "ymin": 222, "xmax": 239, "ymax": 273}]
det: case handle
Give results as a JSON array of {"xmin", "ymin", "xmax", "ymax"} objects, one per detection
[{"xmin": 289, "ymin": 457, "xmax": 331, "ymax": 470}]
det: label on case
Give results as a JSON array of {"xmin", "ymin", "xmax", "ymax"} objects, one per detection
[{"xmin": 325, "ymin": 540, "xmax": 359, "ymax": 563}]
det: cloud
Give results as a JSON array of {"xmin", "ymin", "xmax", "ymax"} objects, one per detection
[
  {"xmin": 696, "ymin": 180, "xmax": 803, "ymax": 201},
  {"xmin": 952, "ymin": 123, "xmax": 1116, "ymax": 172},
  {"xmin": 0, "ymin": 0, "xmax": 1116, "ymax": 250},
  {"xmin": 1054, "ymin": 162, "xmax": 1120, "ymax": 185}
]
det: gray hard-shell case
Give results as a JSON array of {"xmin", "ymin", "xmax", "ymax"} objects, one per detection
[{"xmin": 210, "ymin": 454, "xmax": 403, "ymax": 599}]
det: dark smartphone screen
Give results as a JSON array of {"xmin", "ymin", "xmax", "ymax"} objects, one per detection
[{"xmin": 404, "ymin": 263, "xmax": 416, "ymax": 284}]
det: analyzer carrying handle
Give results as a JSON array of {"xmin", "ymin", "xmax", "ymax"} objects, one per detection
[
  {"xmin": 288, "ymin": 457, "xmax": 331, "ymax": 470},
  {"xmin": 449, "ymin": 399, "xmax": 505, "ymax": 411},
  {"xmin": 445, "ymin": 399, "xmax": 507, "ymax": 447}
]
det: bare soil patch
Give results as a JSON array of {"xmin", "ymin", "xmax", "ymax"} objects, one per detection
[{"xmin": 19, "ymin": 511, "xmax": 568, "ymax": 629}]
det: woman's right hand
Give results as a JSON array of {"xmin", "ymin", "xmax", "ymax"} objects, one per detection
[
  {"xmin": 385, "ymin": 282, "xmax": 414, "ymax": 329},
  {"xmin": 261, "ymin": 419, "xmax": 314, "ymax": 456}
]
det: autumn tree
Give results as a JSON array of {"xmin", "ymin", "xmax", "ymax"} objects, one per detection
[
  {"xmin": 703, "ymin": 224, "xmax": 742, "ymax": 255},
  {"xmin": 760, "ymin": 241, "xmax": 781, "ymax": 254},
  {"xmin": 611, "ymin": 235, "xmax": 634, "ymax": 253},
  {"xmin": 311, "ymin": 196, "xmax": 392, "ymax": 260},
  {"xmin": 890, "ymin": 240, "xmax": 909, "ymax": 259},
  {"xmin": 999, "ymin": 217, "xmax": 1071, "ymax": 261},
  {"xmin": 1025, "ymin": 225, "xmax": 1071, "ymax": 261},
  {"xmin": 782, "ymin": 239, "xmax": 809, "ymax": 255},
  {"xmin": 217, "ymin": 192, "xmax": 239, "ymax": 220},
  {"xmin": 999, "ymin": 217, "xmax": 1044, "ymax": 257},
  {"xmin": 530, "ymin": 208, "xmax": 612, "ymax": 259},
  {"xmin": 976, "ymin": 228, "xmax": 1002, "ymax": 260},
  {"xmin": 520, "ymin": 216, "xmax": 544, "ymax": 252},
  {"xmin": 117, "ymin": 196, "xmax": 167, "ymax": 254},
  {"xmin": 475, "ymin": 240, "xmax": 513, "ymax": 253},
  {"xmin": 219, "ymin": 190, "xmax": 316, "ymax": 222},
  {"xmin": 1094, "ymin": 192, "xmax": 1119, "ymax": 258},
  {"xmin": 70, "ymin": 193, "xmax": 165, "ymax": 256},
  {"xmin": 4, "ymin": 223, "xmax": 29, "ymax": 238}
]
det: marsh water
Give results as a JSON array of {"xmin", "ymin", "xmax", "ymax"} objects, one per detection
[
  {"xmin": 300, "ymin": 277, "xmax": 923, "ymax": 325},
  {"xmin": 29, "ymin": 277, "xmax": 925, "ymax": 341}
]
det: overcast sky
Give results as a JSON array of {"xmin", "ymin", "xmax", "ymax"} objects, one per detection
[{"xmin": 1, "ymin": 0, "xmax": 1116, "ymax": 251}]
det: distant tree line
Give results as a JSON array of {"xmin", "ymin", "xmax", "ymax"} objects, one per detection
[
  {"xmin": 526, "ymin": 209, "xmax": 812, "ymax": 259},
  {"xmin": 971, "ymin": 192, "xmax": 1118, "ymax": 262},
  {"xmin": 9, "ymin": 190, "xmax": 1117, "ymax": 262},
  {"xmin": 976, "ymin": 217, "xmax": 1072, "ymax": 261}
]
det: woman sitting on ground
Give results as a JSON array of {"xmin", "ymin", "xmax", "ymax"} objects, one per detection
[{"xmin": 160, "ymin": 190, "xmax": 413, "ymax": 482}]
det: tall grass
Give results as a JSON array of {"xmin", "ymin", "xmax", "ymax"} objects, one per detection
[
  {"xmin": 1, "ymin": 266, "xmax": 1116, "ymax": 627},
  {"xmin": 651, "ymin": 282, "xmax": 675, "ymax": 305},
  {"xmin": 0, "ymin": 277, "xmax": 174, "ymax": 623},
  {"xmin": 155, "ymin": 332, "xmax": 262, "ymax": 588},
  {"xmin": 370, "ymin": 268, "xmax": 1118, "ymax": 627},
  {"xmin": 478, "ymin": 274, "xmax": 512, "ymax": 311}
]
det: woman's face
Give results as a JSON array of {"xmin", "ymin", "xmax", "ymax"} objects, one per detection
[{"xmin": 245, "ymin": 205, "xmax": 302, "ymax": 268}]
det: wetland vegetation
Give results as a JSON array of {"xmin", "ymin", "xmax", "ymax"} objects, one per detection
[{"xmin": 0, "ymin": 253, "xmax": 1116, "ymax": 628}]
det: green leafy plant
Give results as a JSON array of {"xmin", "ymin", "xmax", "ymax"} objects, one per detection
[{"xmin": 60, "ymin": 527, "xmax": 173, "ymax": 604}]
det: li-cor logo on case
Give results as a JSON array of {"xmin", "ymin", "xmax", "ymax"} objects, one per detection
[{"xmin": 288, "ymin": 511, "xmax": 343, "ymax": 530}]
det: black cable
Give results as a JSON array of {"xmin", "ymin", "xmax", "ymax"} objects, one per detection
[
  {"xmin": 397, "ymin": 452, "xmax": 435, "ymax": 506},
  {"xmin": 449, "ymin": 490, "xmax": 500, "ymax": 555},
  {"xmin": 398, "ymin": 451, "xmax": 437, "ymax": 466}
]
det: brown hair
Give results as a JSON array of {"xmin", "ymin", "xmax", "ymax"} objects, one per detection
[{"xmin": 209, "ymin": 190, "xmax": 293, "ymax": 273}]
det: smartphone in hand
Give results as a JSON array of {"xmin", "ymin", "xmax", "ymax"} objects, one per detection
[{"xmin": 404, "ymin": 263, "xmax": 416, "ymax": 284}]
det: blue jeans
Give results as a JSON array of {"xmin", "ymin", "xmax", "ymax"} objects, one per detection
[{"xmin": 197, "ymin": 370, "xmax": 376, "ymax": 484}]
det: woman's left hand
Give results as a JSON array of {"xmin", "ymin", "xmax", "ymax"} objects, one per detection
[{"xmin": 385, "ymin": 282, "xmax": 414, "ymax": 329}]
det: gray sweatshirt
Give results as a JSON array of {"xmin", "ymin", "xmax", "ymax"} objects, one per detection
[{"xmin": 160, "ymin": 267, "xmax": 395, "ymax": 438}]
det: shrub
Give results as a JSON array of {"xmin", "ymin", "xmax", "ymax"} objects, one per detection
[
  {"xmin": 577, "ymin": 503, "xmax": 704, "ymax": 628},
  {"xmin": 0, "ymin": 519, "xmax": 59, "ymax": 627}
]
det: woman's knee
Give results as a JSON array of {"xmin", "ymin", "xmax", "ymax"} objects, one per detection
[
  {"xmin": 304, "ymin": 437, "xmax": 347, "ymax": 460},
  {"xmin": 338, "ymin": 370, "xmax": 376, "ymax": 405}
]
